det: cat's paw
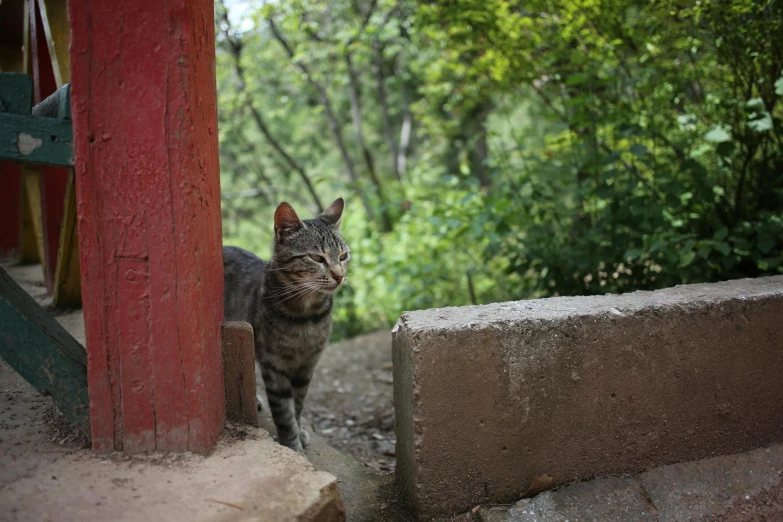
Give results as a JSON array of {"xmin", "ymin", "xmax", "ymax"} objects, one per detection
[
  {"xmin": 255, "ymin": 394, "xmax": 264, "ymax": 412},
  {"xmin": 288, "ymin": 442, "xmax": 305, "ymax": 456},
  {"xmin": 299, "ymin": 429, "xmax": 310, "ymax": 448},
  {"xmin": 280, "ymin": 437, "xmax": 305, "ymax": 456}
]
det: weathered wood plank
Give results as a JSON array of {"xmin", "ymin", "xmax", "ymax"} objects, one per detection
[
  {"xmin": 20, "ymin": 166, "xmax": 45, "ymax": 266},
  {"xmin": 222, "ymin": 322, "xmax": 259, "ymax": 427},
  {"xmin": 0, "ymin": 111, "xmax": 73, "ymax": 166},
  {"xmin": 39, "ymin": 164, "xmax": 67, "ymax": 293},
  {"xmin": 52, "ymin": 170, "xmax": 79, "ymax": 306},
  {"xmin": 0, "ymin": 72, "xmax": 32, "ymax": 114},
  {"xmin": 36, "ymin": 0, "xmax": 70, "ymax": 89},
  {"xmin": 36, "ymin": 0, "xmax": 79, "ymax": 308},
  {"xmin": 31, "ymin": 83, "xmax": 70, "ymax": 119},
  {"xmin": 29, "ymin": 0, "xmax": 67, "ymax": 295},
  {"xmin": 18, "ymin": 173, "xmax": 40, "ymax": 262},
  {"xmin": 0, "ymin": 266, "xmax": 89, "ymax": 437}
]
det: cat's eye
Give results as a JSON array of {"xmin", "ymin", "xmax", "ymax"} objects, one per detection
[
  {"xmin": 310, "ymin": 254, "xmax": 326, "ymax": 263},
  {"xmin": 339, "ymin": 253, "xmax": 349, "ymax": 261}
]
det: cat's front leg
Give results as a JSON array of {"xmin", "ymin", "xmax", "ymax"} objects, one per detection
[
  {"xmin": 261, "ymin": 363, "xmax": 303, "ymax": 455},
  {"xmin": 292, "ymin": 373, "xmax": 313, "ymax": 449}
]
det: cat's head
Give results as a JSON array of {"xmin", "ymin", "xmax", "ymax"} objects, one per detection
[{"xmin": 271, "ymin": 198, "xmax": 351, "ymax": 295}]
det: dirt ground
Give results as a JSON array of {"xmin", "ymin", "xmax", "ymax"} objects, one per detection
[
  {"xmin": 0, "ymin": 358, "xmax": 88, "ymax": 490},
  {"xmin": 302, "ymin": 330, "xmax": 397, "ymax": 474},
  {"xmin": 715, "ymin": 481, "xmax": 783, "ymax": 522}
]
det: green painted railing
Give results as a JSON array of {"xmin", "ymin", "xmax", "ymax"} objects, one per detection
[{"xmin": 0, "ymin": 72, "xmax": 73, "ymax": 168}]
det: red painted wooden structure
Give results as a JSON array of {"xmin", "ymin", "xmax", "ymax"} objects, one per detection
[{"xmin": 68, "ymin": 0, "xmax": 225, "ymax": 453}]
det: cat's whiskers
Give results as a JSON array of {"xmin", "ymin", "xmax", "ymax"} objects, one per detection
[
  {"xmin": 266, "ymin": 283, "xmax": 320, "ymax": 300},
  {"xmin": 265, "ymin": 281, "xmax": 320, "ymax": 299},
  {"xmin": 277, "ymin": 283, "xmax": 324, "ymax": 304}
]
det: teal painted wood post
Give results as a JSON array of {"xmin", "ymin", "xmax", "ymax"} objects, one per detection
[{"xmin": 0, "ymin": 267, "xmax": 89, "ymax": 437}]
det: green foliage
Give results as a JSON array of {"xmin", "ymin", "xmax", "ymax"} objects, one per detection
[{"xmin": 217, "ymin": 0, "xmax": 783, "ymax": 340}]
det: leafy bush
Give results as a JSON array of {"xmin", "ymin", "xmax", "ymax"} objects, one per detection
[{"xmin": 217, "ymin": 0, "xmax": 783, "ymax": 341}]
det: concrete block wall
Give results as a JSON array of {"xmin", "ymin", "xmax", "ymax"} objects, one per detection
[{"xmin": 392, "ymin": 276, "xmax": 783, "ymax": 517}]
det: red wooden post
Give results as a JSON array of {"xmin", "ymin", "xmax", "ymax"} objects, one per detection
[
  {"xmin": 29, "ymin": 0, "xmax": 68, "ymax": 292},
  {"xmin": 69, "ymin": 0, "xmax": 225, "ymax": 453}
]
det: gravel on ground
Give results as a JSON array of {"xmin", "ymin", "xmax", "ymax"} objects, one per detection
[{"xmin": 303, "ymin": 331, "xmax": 396, "ymax": 474}]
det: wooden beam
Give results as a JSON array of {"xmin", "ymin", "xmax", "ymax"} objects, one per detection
[
  {"xmin": 18, "ymin": 170, "xmax": 41, "ymax": 263},
  {"xmin": 36, "ymin": 0, "xmax": 79, "ymax": 308},
  {"xmin": 221, "ymin": 322, "xmax": 259, "ymax": 427},
  {"xmin": 69, "ymin": 0, "xmax": 225, "ymax": 453},
  {"xmin": 36, "ymin": 0, "xmax": 70, "ymax": 89},
  {"xmin": 20, "ymin": 166, "xmax": 45, "ymax": 264},
  {"xmin": 52, "ymin": 170, "xmax": 80, "ymax": 306},
  {"xmin": 29, "ymin": 0, "xmax": 68, "ymax": 294},
  {"xmin": 0, "ymin": 266, "xmax": 90, "ymax": 437},
  {"xmin": 0, "ymin": 110, "xmax": 74, "ymax": 166}
]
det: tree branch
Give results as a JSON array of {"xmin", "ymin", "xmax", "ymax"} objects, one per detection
[
  {"xmin": 372, "ymin": 42, "xmax": 400, "ymax": 181},
  {"xmin": 396, "ymin": 52, "xmax": 413, "ymax": 180},
  {"xmin": 217, "ymin": 1, "xmax": 324, "ymax": 211},
  {"xmin": 219, "ymin": 148, "xmax": 272, "ymax": 205},
  {"xmin": 267, "ymin": 16, "xmax": 380, "ymax": 224},
  {"xmin": 345, "ymin": 52, "xmax": 394, "ymax": 231}
]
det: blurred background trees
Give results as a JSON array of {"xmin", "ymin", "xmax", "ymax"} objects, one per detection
[{"xmin": 216, "ymin": 0, "xmax": 783, "ymax": 340}]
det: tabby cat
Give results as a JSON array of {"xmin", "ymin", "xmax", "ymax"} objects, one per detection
[{"xmin": 223, "ymin": 198, "xmax": 350, "ymax": 455}]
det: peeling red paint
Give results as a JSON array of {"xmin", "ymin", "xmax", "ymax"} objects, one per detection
[{"xmin": 69, "ymin": 0, "xmax": 224, "ymax": 454}]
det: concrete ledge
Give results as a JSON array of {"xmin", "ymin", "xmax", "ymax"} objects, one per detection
[{"xmin": 392, "ymin": 276, "xmax": 783, "ymax": 516}]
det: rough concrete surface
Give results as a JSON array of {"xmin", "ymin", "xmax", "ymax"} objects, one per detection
[
  {"xmin": 0, "ymin": 356, "xmax": 345, "ymax": 522},
  {"xmin": 393, "ymin": 276, "xmax": 783, "ymax": 516},
  {"xmin": 477, "ymin": 444, "xmax": 783, "ymax": 522},
  {"xmin": 478, "ymin": 476, "xmax": 655, "ymax": 522}
]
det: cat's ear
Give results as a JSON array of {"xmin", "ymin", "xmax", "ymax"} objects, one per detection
[
  {"xmin": 318, "ymin": 197, "xmax": 344, "ymax": 228},
  {"xmin": 274, "ymin": 202, "xmax": 303, "ymax": 239}
]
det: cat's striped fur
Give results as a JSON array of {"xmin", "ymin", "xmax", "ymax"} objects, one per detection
[{"xmin": 223, "ymin": 198, "xmax": 350, "ymax": 455}]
